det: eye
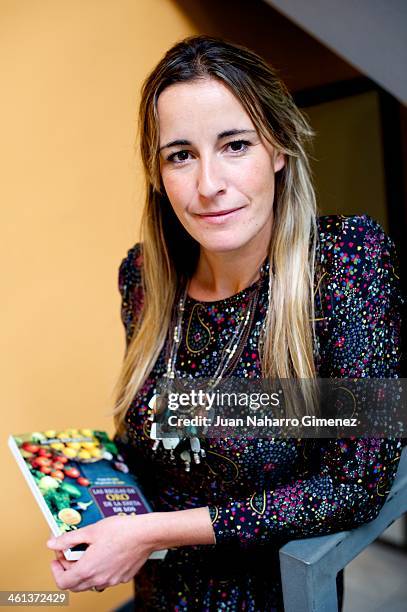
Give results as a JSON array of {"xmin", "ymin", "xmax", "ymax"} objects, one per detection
[
  {"xmin": 167, "ymin": 150, "xmax": 192, "ymax": 164},
  {"xmin": 225, "ymin": 140, "xmax": 251, "ymax": 153}
]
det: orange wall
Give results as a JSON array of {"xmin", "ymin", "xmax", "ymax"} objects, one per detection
[{"xmin": 1, "ymin": 1, "xmax": 195, "ymax": 609}]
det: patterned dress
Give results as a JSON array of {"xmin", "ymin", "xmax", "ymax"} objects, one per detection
[{"xmin": 114, "ymin": 215, "xmax": 405, "ymax": 611}]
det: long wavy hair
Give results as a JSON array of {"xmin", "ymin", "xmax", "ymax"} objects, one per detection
[{"xmin": 114, "ymin": 35, "xmax": 318, "ymax": 434}]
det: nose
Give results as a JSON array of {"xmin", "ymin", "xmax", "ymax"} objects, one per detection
[{"xmin": 196, "ymin": 156, "xmax": 226, "ymax": 200}]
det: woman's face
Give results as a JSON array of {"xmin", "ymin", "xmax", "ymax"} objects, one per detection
[{"xmin": 157, "ymin": 78, "xmax": 284, "ymax": 255}]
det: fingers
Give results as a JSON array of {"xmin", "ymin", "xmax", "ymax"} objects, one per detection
[
  {"xmin": 50, "ymin": 559, "xmax": 98, "ymax": 592},
  {"xmin": 48, "ymin": 530, "xmax": 98, "ymax": 591},
  {"xmin": 47, "ymin": 527, "xmax": 92, "ymax": 552},
  {"xmin": 54, "ymin": 551, "xmax": 74, "ymax": 571},
  {"xmin": 50, "ymin": 549, "xmax": 106, "ymax": 592}
]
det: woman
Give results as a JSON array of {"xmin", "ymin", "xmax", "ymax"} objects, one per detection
[{"xmin": 48, "ymin": 36, "xmax": 405, "ymax": 611}]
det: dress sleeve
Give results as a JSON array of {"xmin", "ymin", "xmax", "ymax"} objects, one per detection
[
  {"xmin": 208, "ymin": 215, "xmax": 405, "ymax": 547},
  {"xmin": 118, "ymin": 242, "xmax": 144, "ymax": 348}
]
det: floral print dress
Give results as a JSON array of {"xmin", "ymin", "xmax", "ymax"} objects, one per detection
[{"xmin": 114, "ymin": 215, "xmax": 405, "ymax": 611}]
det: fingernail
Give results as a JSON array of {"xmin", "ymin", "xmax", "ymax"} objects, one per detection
[{"xmin": 47, "ymin": 538, "xmax": 56, "ymax": 547}]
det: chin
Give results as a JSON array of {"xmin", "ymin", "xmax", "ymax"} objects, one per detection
[{"xmin": 197, "ymin": 234, "xmax": 251, "ymax": 254}]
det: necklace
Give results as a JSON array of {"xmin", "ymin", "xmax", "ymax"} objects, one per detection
[{"xmin": 147, "ymin": 262, "xmax": 270, "ymax": 471}]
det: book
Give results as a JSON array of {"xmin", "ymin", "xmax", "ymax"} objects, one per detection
[{"xmin": 8, "ymin": 428, "xmax": 167, "ymax": 561}]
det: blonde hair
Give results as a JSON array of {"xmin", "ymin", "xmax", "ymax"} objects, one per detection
[{"xmin": 114, "ymin": 36, "xmax": 318, "ymax": 434}]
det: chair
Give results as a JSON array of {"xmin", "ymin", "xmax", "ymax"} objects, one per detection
[{"xmin": 279, "ymin": 446, "xmax": 407, "ymax": 612}]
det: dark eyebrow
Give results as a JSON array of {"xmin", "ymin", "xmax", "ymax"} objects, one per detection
[
  {"xmin": 217, "ymin": 129, "xmax": 256, "ymax": 139},
  {"xmin": 159, "ymin": 139, "xmax": 190, "ymax": 152},
  {"xmin": 159, "ymin": 129, "xmax": 257, "ymax": 152}
]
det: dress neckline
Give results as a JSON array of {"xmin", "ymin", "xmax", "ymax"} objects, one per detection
[{"xmin": 185, "ymin": 261, "xmax": 270, "ymax": 307}]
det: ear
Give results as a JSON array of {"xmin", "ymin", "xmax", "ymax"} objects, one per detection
[{"xmin": 273, "ymin": 151, "xmax": 285, "ymax": 173}]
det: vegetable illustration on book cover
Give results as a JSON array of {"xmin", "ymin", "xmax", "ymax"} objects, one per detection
[{"xmin": 9, "ymin": 428, "xmax": 166, "ymax": 560}]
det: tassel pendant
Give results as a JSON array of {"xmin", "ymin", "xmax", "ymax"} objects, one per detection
[
  {"xmin": 180, "ymin": 450, "xmax": 191, "ymax": 472},
  {"xmin": 147, "ymin": 393, "xmax": 159, "ymax": 421},
  {"xmin": 190, "ymin": 437, "xmax": 201, "ymax": 464}
]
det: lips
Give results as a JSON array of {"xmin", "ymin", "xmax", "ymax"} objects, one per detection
[{"xmin": 195, "ymin": 206, "xmax": 244, "ymax": 217}]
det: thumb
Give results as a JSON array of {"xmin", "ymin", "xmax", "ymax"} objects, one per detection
[{"xmin": 47, "ymin": 526, "xmax": 92, "ymax": 551}]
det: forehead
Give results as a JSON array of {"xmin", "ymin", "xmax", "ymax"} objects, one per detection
[{"xmin": 156, "ymin": 78, "xmax": 255, "ymax": 138}]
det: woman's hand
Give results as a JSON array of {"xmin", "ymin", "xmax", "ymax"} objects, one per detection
[
  {"xmin": 47, "ymin": 507, "xmax": 215, "ymax": 592},
  {"xmin": 54, "ymin": 550, "xmax": 75, "ymax": 571},
  {"xmin": 47, "ymin": 514, "xmax": 154, "ymax": 592}
]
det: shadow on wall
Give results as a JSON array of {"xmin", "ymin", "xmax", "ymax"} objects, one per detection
[{"xmin": 173, "ymin": 0, "xmax": 361, "ymax": 92}]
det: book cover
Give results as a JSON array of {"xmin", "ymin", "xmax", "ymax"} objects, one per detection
[{"xmin": 8, "ymin": 428, "xmax": 167, "ymax": 561}]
